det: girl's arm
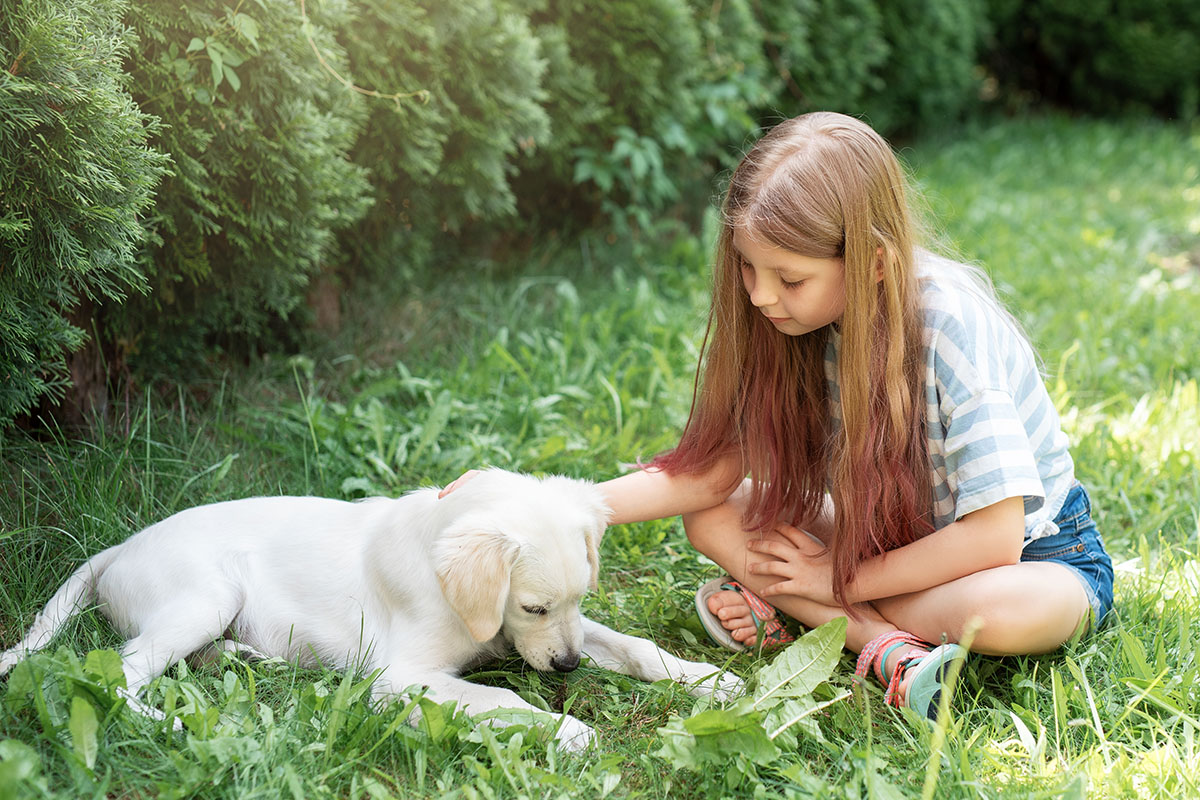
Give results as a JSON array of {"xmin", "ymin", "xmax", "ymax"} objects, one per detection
[
  {"xmin": 845, "ymin": 495, "xmax": 1025, "ymax": 602},
  {"xmin": 438, "ymin": 456, "xmax": 745, "ymax": 526},
  {"xmin": 599, "ymin": 454, "xmax": 744, "ymax": 526}
]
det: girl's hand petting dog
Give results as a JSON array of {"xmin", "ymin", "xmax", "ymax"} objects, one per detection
[
  {"xmin": 438, "ymin": 469, "xmax": 481, "ymax": 498},
  {"xmin": 746, "ymin": 523, "xmax": 837, "ymax": 607}
]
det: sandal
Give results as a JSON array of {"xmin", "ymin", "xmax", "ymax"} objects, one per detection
[
  {"xmin": 855, "ymin": 630, "xmax": 967, "ymax": 720},
  {"xmin": 694, "ymin": 576, "xmax": 796, "ymax": 653}
]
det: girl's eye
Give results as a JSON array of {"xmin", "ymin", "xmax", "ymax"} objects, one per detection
[
  {"xmin": 522, "ymin": 605, "xmax": 548, "ymax": 616},
  {"xmin": 781, "ymin": 278, "xmax": 806, "ymax": 289}
]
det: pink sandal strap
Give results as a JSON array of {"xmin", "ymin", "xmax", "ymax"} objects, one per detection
[
  {"xmin": 855, "ymin": 630, "xmax": 932, "ymax": 707},
  {"xmin": 722, "ymin": 580, "xmax": 796, "ymax": 649}
]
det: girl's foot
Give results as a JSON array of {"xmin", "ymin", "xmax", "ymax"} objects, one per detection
[
  {"xmin": 856, "ymin": 630, "xmax": 967, "ymax": 719},
  {"xmin": 695, "ymin": 577, "xmax": 795, "ymax": 652}
]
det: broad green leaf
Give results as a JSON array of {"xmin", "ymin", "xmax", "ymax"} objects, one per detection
[
  {"xmin": 752, "ymin": 616, "xmax": 847, "ymax": 708},
  {"xmin": 764, "ymin": 692, "xmax": 850, "ymax": 741},
  {"xmin": 186, "ymin": 37, "xmax": 205, "ymax": 53},
  {"xmin": 69, "ymin": 696, "xmax": 98, "ymax": 769},
  {"xmin": 84, "ymin": 649, "xmax": 126, "ymax": 688},
  {"xmin": 4, "ymin": 660, "xmax": 37, "ymax": 712},
  {"xmin": 656, "ymin": 707, "xmax": 779, "ymax": 770},
  {"xmin": 410, "ymin": 390, "xmax": 452, "ymax": 464},
  {"xmin": 233, "ymin": 13, "xmax": 260, "ymax": 48},
  {"xmin": 0, "ymin": 739, "xmax": 42, "ymax": 784}
]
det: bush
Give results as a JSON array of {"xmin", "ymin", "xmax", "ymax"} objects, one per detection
[
  {"xmin": 866, "ymin": 0, "xmax": 987, "ymax": 134},
  {"xmin": 754, "ymin": 0, "xmax": 888, "ymax": 123},
  {"xmin": 985, "ymin": 0, "xmax": 1200, "ymax": 119},
  {"xmin": 0, "ymin": 0, "xmax": 169, "ymax": 426},
  {"xmin": 116, "ymin": 0, "xmax": 371, "ymax": 370},
  {"xmin": 752, "ymin": 0, "xmax": 986, "ymax": 136},
  {"xmin": 513, "ymin": 0, "xmax": 708, "ymax": 231},
  {"xmin": 336, "ymin": 0, "xmax": 550, "ymax": 277}
]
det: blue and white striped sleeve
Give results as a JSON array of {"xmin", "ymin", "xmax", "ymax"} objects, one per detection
[{"xmin": 941, "ymin": 388, "xmax": 1045, "ymax": 519}]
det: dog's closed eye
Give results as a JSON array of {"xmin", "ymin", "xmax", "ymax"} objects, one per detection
[{"xmin": 521, "ymin": 604, "xmax": 548, "ymax": 616}]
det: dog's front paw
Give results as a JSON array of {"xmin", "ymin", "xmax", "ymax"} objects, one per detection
[
  {"xmin": 707, "ymin": 671, "xmax": 746, "ymax": 702},
  {"xmin": 0, "ymin": 649, "xmax": 22, "ymax": 677},
  {"xmin": 680, "ymin": 662, "xmax": 745, "ymax": 701},
  {"xmin": 554, "ymin": 714, "xmax": 596, "ymax": 752}
]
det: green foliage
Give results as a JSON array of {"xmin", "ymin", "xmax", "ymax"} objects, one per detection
[
  {"xmin": 748, "ymin": 0, "xmax": 987, "ymax": 135},
  {"xmin": 985, "ymin": 0, "xmax": 1200, "ymax": 119},
  {"xmin": 867, "ymin": 0, "xmax": 988, "ymax": 134},
  {"xmin": 0, "ymin": 0, "xmax": 168, "ymax": 426},
  {"xmin": 337, "ymin": 0, "xmax": 550, "ymax": 276},
  {"xmin": 118, "ymin": 0, "xmax": 371, "ymax": 368},
  {"xmin": 755, "ymin": 0, "xmax": 888, "ymax": 121},
  {"xmin": 656, "ymin": 618, "xmax": 850, "ymax": 788},
  {"xmin": 506, "ymin": 0, "xmax": 708, "ymax": 232}
]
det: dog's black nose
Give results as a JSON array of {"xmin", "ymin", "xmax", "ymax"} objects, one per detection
[{"xmin": 550, "ymin": 653, "xmax": 580, "ymax": 673}]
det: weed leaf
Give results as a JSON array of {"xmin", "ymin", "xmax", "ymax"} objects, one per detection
[
  {"xmin": 753, "ymin": 616, "xmax": 847, "ymax": 708},
  {"xmin": 68, "ymin": 696, "xmax": 98, "ymax": 769}
]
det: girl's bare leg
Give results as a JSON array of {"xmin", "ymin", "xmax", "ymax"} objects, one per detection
[{"xmin": 683, "ymin": 488, "xmax": 1090, "ymax": 696}]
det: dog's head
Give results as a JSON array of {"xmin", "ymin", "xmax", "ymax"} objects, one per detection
[{"xmin": 432, "ymin": 470, "xmax": 610, "ymax": 672}]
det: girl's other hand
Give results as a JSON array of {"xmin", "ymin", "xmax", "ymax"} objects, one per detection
[
  {"xmin": 747, "ymin": 522, "xmax": 836, "ymax": 606},
  {"xmin": 438, "ymin": 469, "xmax": 481, "ymax": 498}
]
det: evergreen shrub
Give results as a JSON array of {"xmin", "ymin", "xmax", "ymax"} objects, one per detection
[
  {"xmin": 867, "ymin": 0, "xmax": 987, "ymax": 134},
  {"xmin": 754, "ymin": 0, "xmax": 888, "ymax": 124},
  {"xmin": 0, "ymin": 0, "xmax": 169, "ymax": 426},
  {"xmin": 685, "ymin": 0, "xmax": 776, "ymax": 168},
  {"xmin": 986, "ymin": 0, "xmax": 1200, "ymax": 119},
  {"xmin": 336, "ymin": 0, "xmax": 550, "ymax": 276},
  {"xmin": 118, "ymin": 0, "xmax": 371, "ymax": 369},
  {"xmin": 514, "ymin": 0, "xmax": 708, "ymax": 230},
  {"xmin": 751, "ymin": 0, "xmax": 986, "ymax": 136}
]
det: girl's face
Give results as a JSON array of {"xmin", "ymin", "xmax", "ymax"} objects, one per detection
[{"xmin": 733, "ymin": 229, "xmax": 846, "ymax": 336}]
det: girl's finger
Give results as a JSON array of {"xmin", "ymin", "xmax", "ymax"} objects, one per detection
[
  {"xmin": 747, "ymin": 559, "xmax": 795, "ymax": 578},
  {"xmin": 757, "ymin": 579, "xmax": 801, "ymax": 599},
  {"xmin": 438, "ymin": 469, "xmax": 481, "ymax": 498},
  {"xmin": 775, "ymin": 522, "xmax": 825, "ymax": 553},
  {"xmin": 746, "ymin": 539, "xmax": 797, "ymax": 560}
]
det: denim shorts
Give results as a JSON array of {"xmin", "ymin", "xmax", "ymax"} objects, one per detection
[{"xmin": 1019, "ymin": 484, "xmax": 1114, "ymax": 627}]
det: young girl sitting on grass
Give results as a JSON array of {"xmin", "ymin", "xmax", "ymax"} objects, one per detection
[{"xmin": 445, "ymin": 111, "xmax": 1114, "ymax": 718}]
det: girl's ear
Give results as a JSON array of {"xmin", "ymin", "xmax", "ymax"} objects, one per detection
[{"xmin": 875, "ymin": 247, "xmax": 886, "ymax": 283}]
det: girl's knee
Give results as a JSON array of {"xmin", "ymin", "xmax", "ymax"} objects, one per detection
[
  {"xmin": 965, "ymin": 586, "xmax": 1089, "ymax": 655},
  {"xmin": 682, "ymin": 504, "xmax": 722, "ymax": 552},
  {"xmin": 682, "ymin": 494, "xmax": 746, "ymax": 556}
]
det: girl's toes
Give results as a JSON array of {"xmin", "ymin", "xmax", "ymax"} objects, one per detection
[{"xmin": 732, "ymin": 625, "xmax": 758, "ymax": 644}]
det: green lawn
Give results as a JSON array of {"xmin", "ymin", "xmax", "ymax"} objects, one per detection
[{"xmin": 2, "ymin": 115, "xmax": 1199, "ymax": 798}]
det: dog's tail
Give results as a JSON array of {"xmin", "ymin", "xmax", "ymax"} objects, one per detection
[{"xmin": 0, "ymin": 546, "xmax": 118, "ymax": 676}]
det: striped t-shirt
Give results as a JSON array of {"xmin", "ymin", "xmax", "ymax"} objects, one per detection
[{"xmin": 824, "ymin": 250, "xmax": 1076, "ymax": 541}]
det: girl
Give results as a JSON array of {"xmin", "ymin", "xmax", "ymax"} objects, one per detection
[{"xmin": 445, "ymin": 112, "xmax": 1114, "ymax": 718}]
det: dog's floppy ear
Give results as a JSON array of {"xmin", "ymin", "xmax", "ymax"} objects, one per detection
[{"xmin": 434, "ymin": 525, "xmax": 521, "ymax": 642}]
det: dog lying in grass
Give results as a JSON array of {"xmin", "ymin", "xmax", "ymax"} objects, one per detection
[{"xmin": 0, "ymin": 469, "xmax": 741, "ymax": 750}]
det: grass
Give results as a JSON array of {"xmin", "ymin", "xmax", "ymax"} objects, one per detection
[{"xmin": 2, "ymin": 114, "xmax": 1199, "ymax": 798}]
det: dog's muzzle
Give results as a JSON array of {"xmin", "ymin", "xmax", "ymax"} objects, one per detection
[{"xmin": 550, "ymin": 652, "xmax": 580, "ymax": 673}]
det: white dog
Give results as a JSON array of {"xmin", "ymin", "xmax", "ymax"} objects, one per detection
[{"xmin": 0, "ymin": 469, "xmax": 740, "ymax": 749}]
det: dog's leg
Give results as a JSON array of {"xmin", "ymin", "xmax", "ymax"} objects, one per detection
[
  {"xmin": 191, "ymin": 639, "xmax": 272, "ymax": 667},
  {"xmin": 373, "ymin": 669, "xmax": 596, "ymax": 752},
  {"xmin": 110, "ymin": 597, "xmax": 244, "ymax": 731},
  {"xmin": 580, "ymin": 618, "xmax": 744, "ymax": 700}
]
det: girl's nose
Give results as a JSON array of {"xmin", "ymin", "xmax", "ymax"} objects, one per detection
[{"xmin": 748, "ymin": 276, "xmax": 777, "ymax": 308}]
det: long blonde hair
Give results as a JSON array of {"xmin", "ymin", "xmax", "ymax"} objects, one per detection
[{"xmin": 655, "ymin": 112, "xmax": 933, "ymax": 608}]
